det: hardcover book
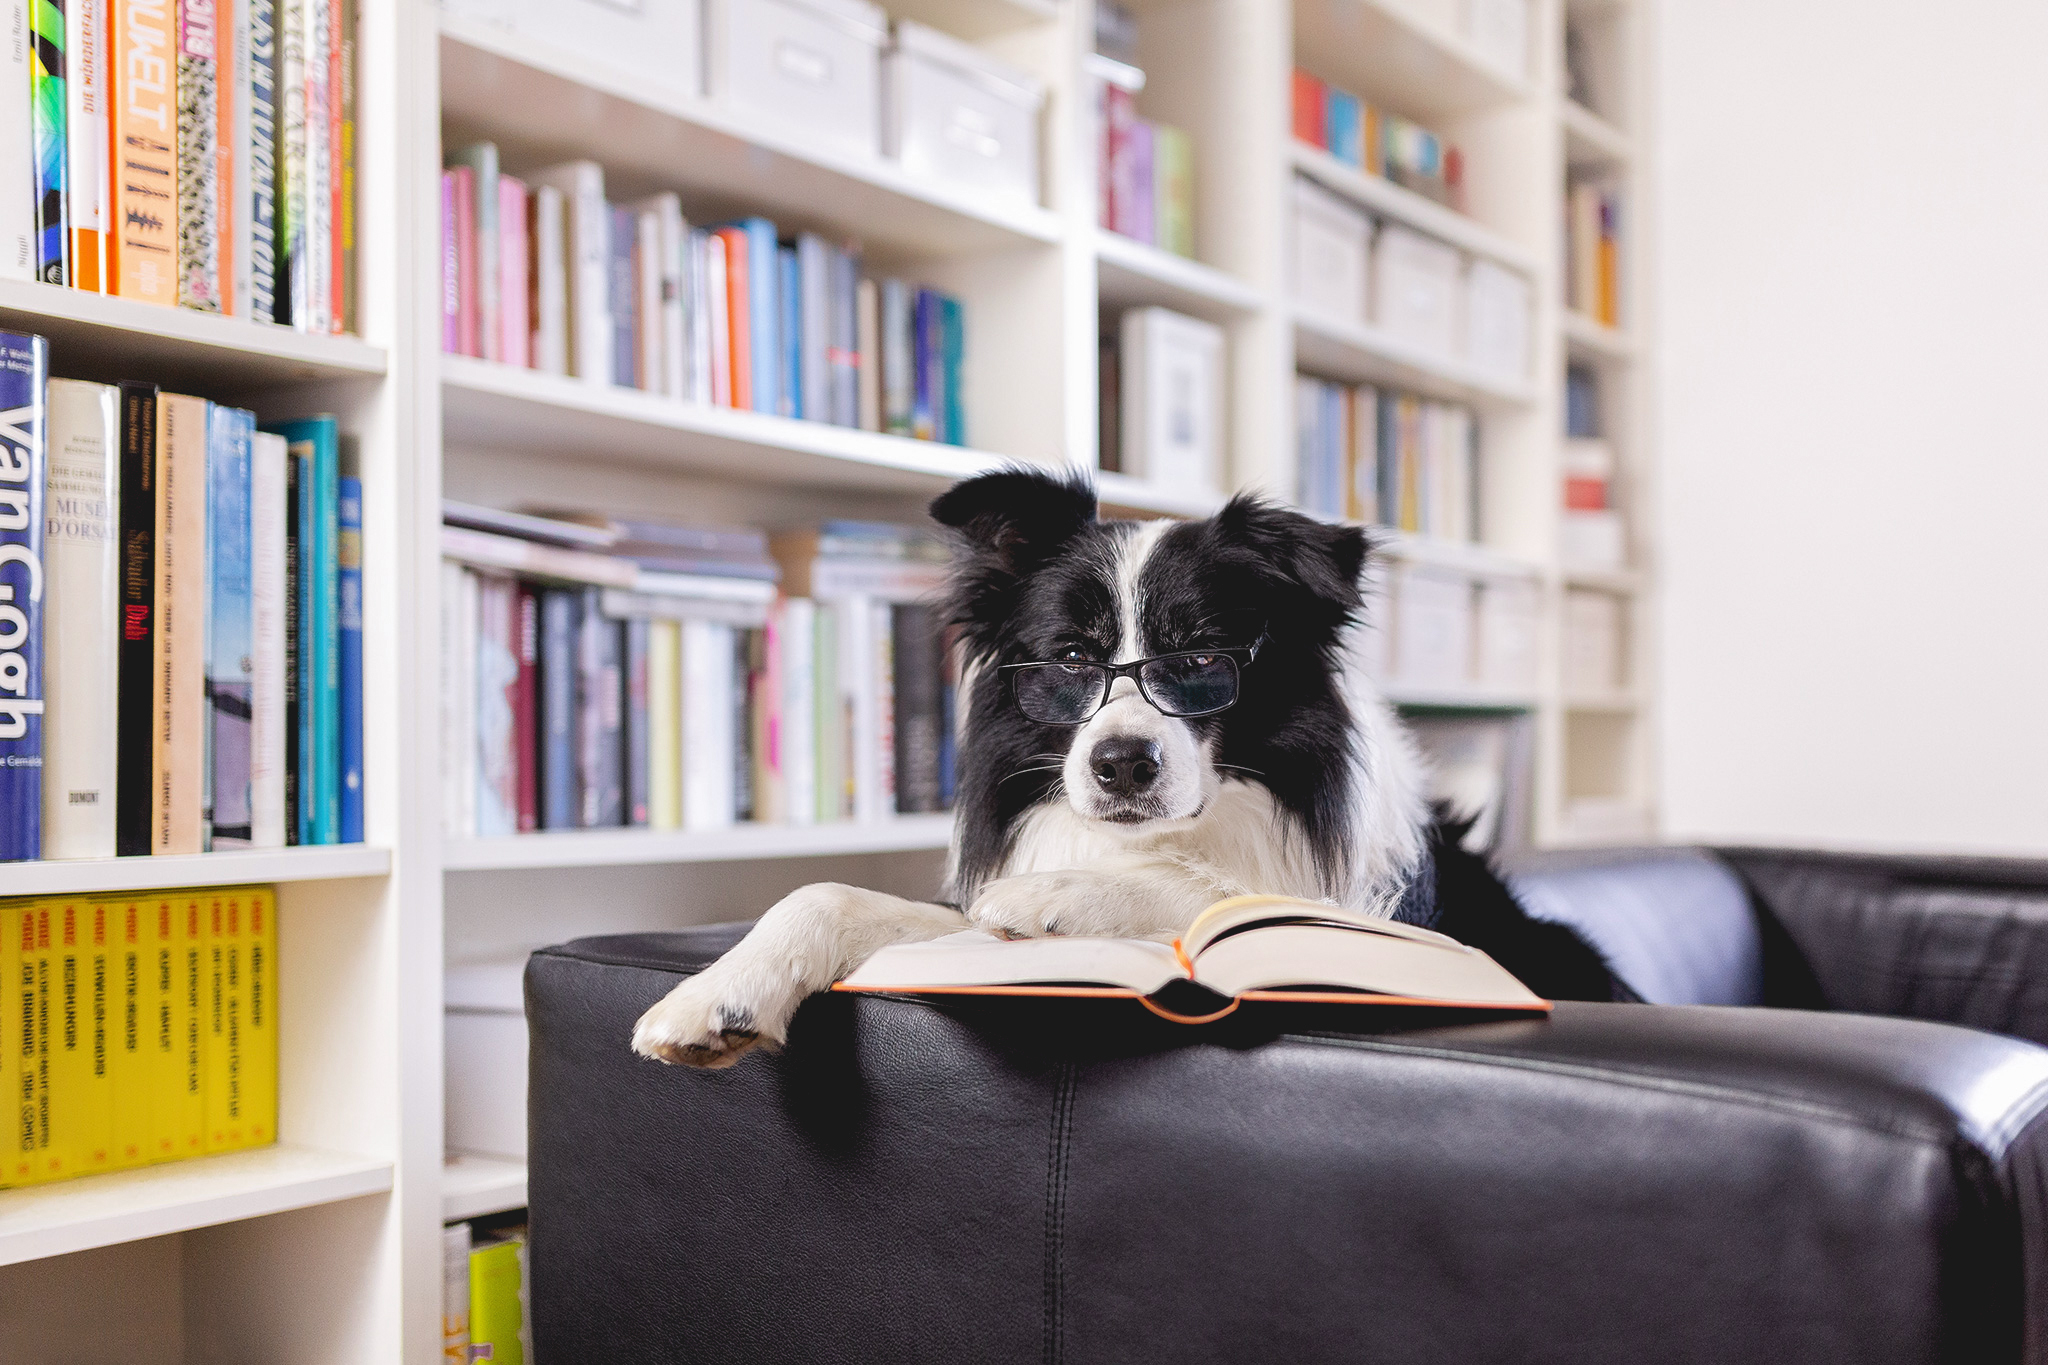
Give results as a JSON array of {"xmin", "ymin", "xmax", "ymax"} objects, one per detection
[
  {"xmin": 30, "ymin": 0, "xmax": 68, "ymax": 283},
  {"xmin": 536, "ymin": 585, "xmax": 576, "ymax": 830},
  {"xmin": 0, "ymin": 332, "xmax": 47, "ymax": 861},
  {"xmin": 41, "ymin": 378, "xmax": 118, "ymax": 859},
  {"xmin": 0, "ymin": 0, "xmax": 35, "ymax": 279},
  {"xmin": 335, "ymin": 464, "xmax": 361, "ymax": 841},
  {"xmin": 527, "ymin": 161, "xmax": 608, "ymax": 385},
  {"xmin": 205, "ymin": 404, "xmax": 254, "ymax": 847},
  {"xmin": 245, "ymin": 0, "xmax": 275, "ymax": 319},
  {"xmin": 175, "ymin": 0, "xmax": 220, "ymax": 309},
  {"xmin": 110, "ymin": 0, "xmax": 177, "ymax": 304},
  {"xmin": 114, "ymin": 381, "xmax": 155, "ymax": 855},
  {"xmin": 65, "ymin": 0, "xmax": 105, "ymax": 287},
  {"xmin": 153, "ymin": 393, "xmax": 207, "ymax": 855},
  {"xmin": 249, "ymin": 430, "xmax": 287, "ymax": 846}
]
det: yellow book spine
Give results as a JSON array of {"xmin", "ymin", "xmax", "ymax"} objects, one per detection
[
  {"xmin": 8, "ymin": 901, "xmax": 55, "ymax": 1186},
  {"xmin": 171, "ymin": 894, "xmax": 206, "ymax": 1158},
  {"xmin": 215, "ymin": 889, "xmax": 252, "ymax": 1151},
  {"xmin": 470, "ymin": 1236, "xmax": 529, "ymax": 1365},
  {"xmin": 108, "ymin": 898, "xmax": 153, "ymax": 1169},
  {"xmin": 29, "ymin": 902, "xmax": 70, "ymax": 1183},
  {"xmin": 648, "ymin": 620, "xmax": 681, "ymax": 830},
  {"xmin": 241, "ymin": 888, "xmax": 276, "ymax": 1149},
  {"xmin": 73, "ymin": 900, "xmax": 117, "ymax": 1175},
  {"xmin": 2, "ymin": 901, "xmax": 22, "ymax": 1187},
  {"xmin": 147, "ymin": 896, "xmax": 181, "ymax": 1163},
  {"xmin": 202, "ymin": 891, "xmax": 230, "ymax": 1151}
]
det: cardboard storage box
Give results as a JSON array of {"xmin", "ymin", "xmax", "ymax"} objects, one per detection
[
  {"xmin": 885, "ymin": 20, "xmax": 1044, "ymax": 207},
  {"xmin": 707, "ymin": 0, "xmax": 887, "ymax": 161}
]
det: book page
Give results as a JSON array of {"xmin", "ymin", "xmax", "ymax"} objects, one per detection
[
  {"xmin": 1182, "ymin": 895, "xmax": 1466, "ymax": 958},
  {"xmin": 838, "ymin": 930, "xmax": 1185, "ymax": 996},
  {"xmin": 1192, "ymin": 925, "xmax": 1544, "ymax": 1007}
]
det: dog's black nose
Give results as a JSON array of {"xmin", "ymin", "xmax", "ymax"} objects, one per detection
[{"xmin": 1090, "ymin": 737, "xmax": 1162, "ymax": 796}]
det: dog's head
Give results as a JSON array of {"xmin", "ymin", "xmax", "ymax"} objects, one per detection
[{"xmin": 932, "ymin": 467, "xmax": 1369, "ymax": 892}]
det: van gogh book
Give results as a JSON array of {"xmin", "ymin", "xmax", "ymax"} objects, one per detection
[
  {"xmin": 836, "ymin": 895, "xmax": 1547, "ymax": 1018},
  {"xmin": 0, "ymin": 333, "xmax": 46, "ymax": 861}
]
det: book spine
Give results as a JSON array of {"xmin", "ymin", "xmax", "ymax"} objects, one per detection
[
  {"xmin": 590, "ymin": 597, "xmax": 623, "ymax": 825},
  {"xmin": 0, "ymin": 904, "xmax": 15, "ymax": 1183},
  {"xmin": 608, "ymin": 205, "xmax": 634, "ymax": 388},
  {"xmin": 32, "ymin": 0, "xmax": 69, "ymax": 283},
  {"xmin": 437, "ymin": 561, "xmax": 465, "ymax": 836},
  {"xmin": 530, "ymin": 183, "xmax": 565, "ymax": 375},
  {"xmin": 200, "ymin": 892, "xmax": 224, "ymax": 1148},
  {"xmin": 335, "ymin": 467, "xmax": 361, "ymax": 841},
  {"xmin": 811, "ymin": 603, "xmax": 837, "ymax": 821},
  {"xmin": 247, "ymin": 430, "xmax": 284, "ymax": 846},
  {"xmin": 537, "ymin": 586, "xmax": 574, "ymax": 829},
  {"xmin": 175, "ymin": 0, "xmax": 219, "ymax": 309},
  {"xmin": 109, "ymin": 0, "xmax": 176, "ymax": 303},
  {"xmin": 880, "ymin": 279, "xmax": 909, "ymax": 434},
  {"xmin": 41, "ymin": 380, "xmax": 118, "ymax": 859},
  {"xmin": 0, "ymin": 0, "xmax": 28, "ymax": 281},
  {"xmin": 513, "ymin": 581, "xmax": 537, "ymax": 831},
  {"xmin": 19, "ymin": 904, "xmax": 57, "ymax": 1181},
  {"xmin": 273, "ymin": 0, "xmax": 301, "ymax": 321},
  {"xmin": 113, "ymin": 382, "xmax": 154, "ymax": 854},
  {"xmin": 244, "ymin": 0, "xmax": 273, "ymax": 320},
  {"xmin": 241, "ymin": 887, "xmax": 274, "ymax": 1146},
  {"xmin": 438, "ymin": 172, "xmax": 455, "ymax": 352},
  {"xmin": 745, "ymin": 218, "xmax": 777, "ymax": 417},
  {"xmin": 108, "ymin": 898, "xmax": 145, "ymax": 1167},
  {"xmin": 778, "ymin": 242, "xmax": 801, "ymax": 419},
  {"xmin": 0, "ymin": 337, "xmax": 44, "ymax": 861},
  {"xmin": 911, "ymin": 290, "xmax": 936, "ymax": 441},
  {"xmin": 623, "ymin": 614, "xmax": 647, "ymax": 827},
  {"xmin": 280, "ymin": 440, "xmax": 298, "ymax": 840},
  {"xmin": 169, "ymin": 893, "xmax": 201, "ymax": 1156},
  {"xmin": 565, "ymin": 165, "xmax": 608, "ymax": 384},
  {"xmin": 204, "ymin": 405, "xmax": 253, "ymax": 848},
  {"xmin": 141, "ymin": 896, "xmax": 173, "ymax": 1161},
  {"xmin": 221, "ymin": 0, "xmax": 243, "ymax": 313},
  {"xmin": 779, "ymin": 597, "xmax": 813, "ymax": 826},
  {"xmin": 891, "ymin": 603, "xmax": 940, "ymax": 814},
  {"xmin": 329, "ymin": 0, "xmax": 346, "ymax": 334},
  {"xmin": 855, "ymin": 276, "xmax": 879, "ymax": 432},
  {"xmin": 43, "ymin": 901, "xmax": 90, "ymax": 1176},
  {"xmin": 872, "ymin": 599, "xmax": 894, "ymax": 818},
  {"xmin": 152, "ymin": 394, "xmax": 205, "ymax": 854},
  {"xmin": 442, "ymin": 1222, "xmax": 472, "ymax": 1364},
  {"xmin": 827, "ymin": 243, "xmax": 857, "ymax": 427},
  {"xmin": 451, "ymin": 164, "xmax": 475, "ymax": 357},
  {"xmin": 703, "ymin": 230, "xmax": 729, "ymax": 406},
  {"xmin": 687, "ymin": 229, "xmax": 711, "ymax": 403},
  {"xmin": 64, "ymin": 0, "xmax": 105, "ymax": 288},
  {"xmin": 470, "ymin": 574, "xmax": 509, "ymax": 836},
  {"xmin": 646, "ymin": 617, "xmax": 678, "ymax": 829},
  {"xmin": 497, "ymin": 175, "xmax": 526, "ymax": 367},
  {"xmin": 655, "ymin": 196, "xmax": 683, "ymax": 398},
  {"xmin": 284, "ymin": 429, "xmax": 315, "ymax": 839},
  {"xmin": 633, "ymin": 207, "xmax": 658, "ymax": 392},
  {"xmin": 298, "ymin": 0, "xmax": 326, "ymax": 332},
  {"xmin": 714, "ymin": 225, "xmax": 748, "ymax": 409},
  {"xmin": 940, "ymin": 296, "xmax": 964, "ymax": 446},
  {"xmin": 311, "ymin": 420, "xmax": 336, "ymax": 842},
  {"xmin": 732, "ymin": 627, "xmax": 754, "ymax": 822},
  {"xmin": 450, "ymin": 144, "xmax": 496, "ymax": 362}
]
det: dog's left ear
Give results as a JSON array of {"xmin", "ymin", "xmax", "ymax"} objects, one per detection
[
  {"xmin": 1210, "ymin": 495, "xmax": 1369, "ymax": 621},
  {"xmin": 931, "ymin": 466, "xmax": 1099, "ymax": 649}
]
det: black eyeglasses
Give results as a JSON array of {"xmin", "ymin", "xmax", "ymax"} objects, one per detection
[{"xmin": 1001, "ymin": 644, "xmax": 1260, "ymax": 725}]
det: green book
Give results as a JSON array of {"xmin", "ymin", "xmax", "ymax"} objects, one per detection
[
  {"xmin": 469, "ymin": 1234, "xmax": 528, "ymax": 1365},
  {"xmin": 1154, "ymin": 124, "xmax": 1196, "ymax": 260}
]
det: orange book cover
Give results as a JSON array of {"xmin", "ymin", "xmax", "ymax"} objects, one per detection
[
  {"xmin": 715, "ymin": 226, "xmax": 750, "ymax": 410},
  {"xmin": 1291, "ymin": 69, "xmax": 1325, "ymax": 147},
  {"xmin": 1597, "ymin": 238, "xmax": 1619, "ymax": 328},
  {"xmin": 110, "ymin": 0, "xmax": 180, "ymax": 305}
]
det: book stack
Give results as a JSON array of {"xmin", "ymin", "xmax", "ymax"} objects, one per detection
[
  {"xmin": 440, "ymin": 508, "xmax": 958, "ymax": 839},
  {"xmin": 1565, "ymin": 181, "xmax": 1621, "ymax": 326},
  {"xmin": 1292, "ymin": 69, "xmax": 1466, "ymax": 212},
  {"xmin": 1295, "ymin": 374, "xmax": 1477, "ymax": 543},
  {"xmin": 1, "ymin": 886, "xmax": 278, "ymax": 1188},
  {"xmin": 0, "ymin": 328, "xmax": 364, "ymax": 862},
  {"xmin": 444, "ymin": 1217, "xmax": 530, "ymax": 1365},
  {"xmin": 0, "ymin": 0, "xmax": 358, "ymax": 327},
  {"xmin": 1091, "ymin": 4, "xmax": 1194, "ymax": 259},
  {"xmin": 439, "ymin": 146, "xmax": 970, "ymax": 446}
]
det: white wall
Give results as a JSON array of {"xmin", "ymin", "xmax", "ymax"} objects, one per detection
[{"xmin": 1652, "ymin": 0, "xmax": 2048, "ymax": 853}]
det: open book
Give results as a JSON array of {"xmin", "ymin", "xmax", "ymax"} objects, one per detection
[{"xmin": 834, "ymin": 895, "xmax": 1548, "ymax": 1022}]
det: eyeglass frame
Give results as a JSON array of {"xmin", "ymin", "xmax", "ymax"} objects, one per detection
[{"xmin": 997, "ymin": 641, "xmax": 1264, "ymax": 726}]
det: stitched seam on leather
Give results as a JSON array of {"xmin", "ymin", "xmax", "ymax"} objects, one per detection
[
  {"xmin": 1286, "ymin": 1031, "xmax": 1971, "ymax": 1149},
  {"xmin": 1044, "ymin": 1062, "xmax": 1076, "ymax": 1365}
]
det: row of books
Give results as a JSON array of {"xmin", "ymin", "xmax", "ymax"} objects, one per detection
[
  {"xmin": 439, "ymin": 147, "xmax": 970, "ymax": 446},
  {"xmin": 1565, "ymin": 181, "xmax": 1621, "ymax": 327},
  {"xmin": 0, "ymin": 0, "xmax": 357, "ymax": 328},
  {"xmin": 2, "ymin": 887, "xmax": 278, "ymax": 1188},
  {"xmin": 1295, "ymin": 374, "xmax": 1478, "ymax": 543},
  {"xmin": 0, "ymin": 331, "xmax": 362, "ymax": 862},
  {"xmin": 1292, "ymin": 69, "xmax": 1467, "ymax": 212},
  {"xmin": 1090, "ymin": 3, "xmax": 1194, "ymax": 258},
  {"xmin": 440, "ymin": 508, "xmax": 959, "ymax": 838},
  {"xmin": 444, "ymin": 1218, "xmax": 528, "ymax": 1365}
]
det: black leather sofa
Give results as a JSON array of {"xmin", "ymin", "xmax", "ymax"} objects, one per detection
[{"xmin": 524, "ymin": 848, "xmax": 2048, "ymax": 1363}]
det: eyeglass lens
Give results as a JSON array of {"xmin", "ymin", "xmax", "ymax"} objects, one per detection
[{"xmin": 1139, "ymin": 653, "xmax": 1239, "ymax": 716}]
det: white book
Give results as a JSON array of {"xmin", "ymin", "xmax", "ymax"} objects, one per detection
[
  {"xmin": 633, "ymin": 206, "xmax": 661, "ymax": 392},
  {"xmin": 1120, "ymin": 306, "xmax": 1224, "ymax": 496},
  {"xmin": 302, "ymin": 0, "xmax": 331, "ymax": 332},
  {"xmin": 685, "ymin": 230, "xmax": 711, "ymax": 404},
  {"xmin": 248, "ymin": 431, "xmax": 288, "ymax": 848},
  {"xmin": 779, "ymin": 597, "xmax": 816, "ymax": 826},
  {"xmin": 855, "ymin": 277, "xmax": 880, "ymax": 432},
  {"xmin": 441, "ymin": 561, "xmax": 476, "ymax": 837},
  {"xmin": 450, "ymin": 144, "xmax": 500, "ymax": 363},
  {"xmin": 442, "ymin": 1222, "xmax": 472, "ymax": 1365},
  {"xmin": 871, "ymin": 599, "xmax": 895, "ymax": 820},
  {"xmin": 40, "ymin": 381, "xmax": 119, "ymax": 859},
  {"xmin": 226, "ymin": 0, "xmax": 251, "ymax": 313},
  {"xmin": 475, "ymin": 574, "xmax": 518, "ymax": 837},
  {"xmin": 837, "ymin": 597, "xmax": 873, "ymax": 822},
  {"xmin": 529, "ymin": 161, "xmax": 610, "ymax": 386},
  {"xmin": 0, "ymin": 0, "xmax": 33, "ymax": 279},
  {"xmin": 796, "ymin": 233, "xmax": 830, "ymax": 422},
  {"xmin": 704, "ymin": 231, "xmax": 730, "ymax": 407},
  {"xmin": 66, "ymin": 0, "xmax": 109, "ymax": 291},
  {"xmin": 631, "ymin": 193, "xmax": 685, "ymax": 398},
  {"xmin": 681, "ymin": 618, "xmax": 734, "ymax": 831},
  {"xmin": 530, "ymin": 184, "xmax": 568, "ymax": 375}
]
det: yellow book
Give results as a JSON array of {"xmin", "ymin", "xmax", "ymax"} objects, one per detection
[
  {"xmin": 241, "ymin": 888, "xmax": 277, "ymax": 1150},
  {"xmin": 209, "ymin": 888, "xmax": 259, "ymax": 1152},
  {"xmin": 51, "ymin": 899, "xmax": 117, "ymax": 1177},
  {"xmin": 202, "ymin": 891, "xmax": 231, "ymax": 1151},
  {"xmin": 145, "ymin": 896, "xmax": 183, "ymax": 1163},
  {"xmin": 20, "ymin": 902, "xmax": 67, "ymax": 1184},
  {"xmin": 107, "ymin": 898, "xmax": 153, "ymax": 1169},
  {"xmin": 470, "ymin": 1234, "xmax": 529, "ymax": 1365},
  {"xmin": 169, "ymin": 894, "xmax": 206, "ymax": 1159},
  {"xmin": 648, "ymin": 619, "xmax": 681, "ymax": 830},
  {"xmin": 2, "ymin": 900, "xmax": 24, "ymax": 1187}
]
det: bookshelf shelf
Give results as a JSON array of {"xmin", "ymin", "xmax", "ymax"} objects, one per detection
[
  {"xmin": 1094, "ymin": 232, "xmax": 1267, "ymax": 321},
  {"xmin": 444, "ymin": 813, "xmax": 957, "ymax": 873},
  {"xmin": 1562, "ymin": 310, "xmax": 1635, "ymax": 360},
  {"xmin": 0, "ymin": 1146, "xmax": 392, "ymax": 1267},
  {"xmin": 0, "ymin": 278, "xmax": 387, "ymax": 386},
  {"xmin": 442, "ymin": 1154, "xmax": 528, "ymax": 1222},
  {"xmin": 1562, "ymin": 100, "xmax": 1633, "ymax": 167},
  {"xmin": 1563, "ymin": 691, "xmax": 1641, "ymax": 714},
  {"xmin": 1, "ymin": 845, "xmax": 393, "ymax": 896},
  {"xmin": 1292, "ymin": 0, "xmax": 1529, "ymax": 121},
  {"xmin": 1374, "ymin": 528, "xmax": 1544, "ymax": 580},
  {"xmin": 1292, "ymin": 309, "xmax": 1538, "ymax": 408},
  {"xmin": 1384, "ymin": 686, "xmax": 1539, "ymax": 712},
  {"xmin": 1289, "ymin": 143, "xmax": 1540, "ymax": 274},
  {"xmin": 1564, "ymin": 566, "xmax": 1643, "ymax": 594},
  {"xmin": 437, "ymin": 16, "xmax": 1065, "ymax": 258}
]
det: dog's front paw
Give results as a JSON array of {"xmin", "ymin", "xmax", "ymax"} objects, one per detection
[
  {"xmin": 632, "ymin": 972, "xmax": 778, "ymax": 1069},
  {"xmin": 969, "ymin": 869, "xmax": 1176, "ymax": 940}
]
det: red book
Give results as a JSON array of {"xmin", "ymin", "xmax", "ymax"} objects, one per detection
[
  {"xmin": 514, "ymin": 583, "xmax": 540, "ymax": 832},
  {"xmin": 1292, "ymin": 69, "xmax": 1328, "ymax": 147},
  {"xmin": 452, "ymin": 165, "xmax": 477, "ymax": 357},
  {"xmin": 1564, "ymin": 476, "xmax": 1608, "ymax": 511},
  {"xmin": 715, "ymin": 225, "xmax": 751, "ymax": 410}
]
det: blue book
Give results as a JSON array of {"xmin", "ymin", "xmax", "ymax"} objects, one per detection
[
  {"xmin": 610, "ymin": 206, "xmax": 637, "ymax": 388},
  {"xmin": 742, "ymin": 218, "xmax": 779, "ymax": 416},
  {"xmin": 0, "ymin": 332, "xmax": 47, "ymax": 860},
  {"xmin": 1326, "ymin": 90, "xmax": 1363, "ymax": 167},
  {"xmin": 778, "ymin": 244, "xmax": 800, "ymax": 420},
  {"xmin": 266, "ymin": 415, "xmax": 339, "ymax": 844},
  {"xmin": 939, "ymin": 296, "xmax": 965, "ymax": 446},
  {"xmin": 336, "ymin": 472, "xmax": 364, "ymax": 843},
  {"xmin": 538, "ymin": 587, "xmax": 578, "ymax": 829},
  {"xmin": 911, "ymin": 289, "xmax": 937, "ymax": 440},
  {"xmin": 206, "ymin": 405, "xmax": 256, "ymax": 848}
]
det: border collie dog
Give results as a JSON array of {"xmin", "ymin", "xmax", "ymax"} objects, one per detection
[{"xmin": 634, "ymin": 469, "xmax": 1618, "ymax": 1068}]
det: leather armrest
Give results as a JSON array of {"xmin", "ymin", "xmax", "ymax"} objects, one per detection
[
  {"xmin": 526, "ymin": 930, "xmax": 2048, "ymax": 1365},
  {"xmin": 1726, "ymin": 849, "xmax": 2048, "ymax": 1045}
]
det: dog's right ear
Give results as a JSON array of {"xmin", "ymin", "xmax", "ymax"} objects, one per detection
[{"xmin": 930, "ymin": 467, "xmax": 1097, "ymax": 647}]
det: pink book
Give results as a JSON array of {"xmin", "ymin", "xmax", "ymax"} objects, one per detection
[
  {"xmin": 705, "ymin": 233, "xmax": 731, "ymax": 408},
  {"xmin": 498, "ymin": 175, "xmax": 530, "ymax": 368},
  {"xmin": 1126, "ymin": 120, "xmax": 1156, "ymax": 246},
  {"xmin": 441, "ymin": 172, "xmax": 460, "ymax": 354},
  {"xmin": 452, "ymin": 165, "xmax": 479, "ymax": 358},
  {"xmin": 1106, "ymin": 85, "xmax": 1139, "ymax": 237}
]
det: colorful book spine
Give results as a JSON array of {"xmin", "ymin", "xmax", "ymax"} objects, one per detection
[
  {"xmin": 280, "ymin": 438, "xmax": 298, "ymax": 840},
  {"xmin": 439, "ymin": 171, "xmax": 457, "ymax": 353},
  {"xmin": 205, "ymin": 404, "xmax": 254, "ymax": 847},
  {"xmin": 537, "ymin": 586, "xmax": 575, "ymax": 829},
  {"xmin": 528, "ymin": 161, "xmax": 607, "ymax": 384},
  {"xmin": 497, "ymin": 175, "xmax": 527, "ymax": 367},
  {"xmin": 623, "ymin": 614, "xmax": 648, "ymax": 827},
  {"xmin": 243, "ymin": 887, "xmax": 274, "ymax": 1143},
  {"xmin": 451, "ymin": 165, "xmax": 475, "ymax": 357},
  {"xmin": 267, "ymin": 414, "xmax": 336, "ymax": 842},
  {"xmin": 474, "ymin": 573, "xmax": 516, "ymax": 837},
  {"xmin": 326, "ymin": 0, "xmax": 344, "ymax": 333},
  {"xmin": 298, "ymin": 0, "xmax": 327, "ymax": 331},
  {"xmin": 244, "ymin": 0, "xmax": 274, "ymax": 320},
  {"xmin": 910, "ymin": 289, "xmax": 936, "ymax": 441},
  {"xmin": 0, "ymin": 333, "xmax": 47, "ymax": 861},
  {"xmin": 114, "ymin": 381, "xmax": 155, "ymax": 854},
  {"xmin": 713, "ymin": 225, "xmax": 748, "ymax": 408},
  {"xmin": 939, "ymin": 295, "xmax": 964, "ymax": 446},
  {"xmin": 110, "ymin": 0, "xmax": 178, "ymax": 304},
  {"xmin": 275, "ymin": 0, "xmax": 303, "ymax": 322},
  {"xmin": 0, "ymin": 0, "xmax": 36, "ymax": 280},
  {"xmin": 646, "ymin": 616, "xmax": 678, "ymax": 829},
  {"xmin": 169, "ymin": 892, "xmax": 203, "ymax": 1155},
  {"xmin": 469, "ymin": 1234, "xmax": 528, "ymax": 1365},
  {"xmin": 880, "ymin": 278, "xmax": 909, "ymax": 435},
  {"xmin": 153, "ymin": 393, "xmax": 206, "ymax": 855},
  {"xmin": 249, "ymin": 429, "xmax": 286, "ymax": 845},
  {"xmin": 41, "ymin": 379, "xmax": 118, "ymax": 859},
  {"xmin": 742, "ymin": 216, "xmax": 777, "ymax": 416},
  {"xmin": 449, "ymin": 143, "xmax": 497, "ymax": 361},
  {"xmin": 222, "ymin": 0, "xmax": 244, "ymax": 311},
  {"xmin": 336, "ymin": 466, "xmax": 361, "ymax": 841},
  {"xmin": 175, "ymin": 0, "xmax": 220, "ymax": 309},
  {"xmin": 777, "ymin": 241, "xmax": 799, "ymax": 419},
  {"xmin": 608, "ymin": 204, "xmax": 634, "ymax": 387},
  {"xmin": 31, "ymin": 0, "xmax": 69, "ymax": 283},
  {"xmin": 108, "ymin": 897, "xmax": 148, "ymax": 1166},
  {"xmin": 513, "ymin": 582, "xmax": 537, "ymax": 831}
]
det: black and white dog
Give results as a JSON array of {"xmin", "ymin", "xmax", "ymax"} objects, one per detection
[{"xmin": 633, "ymin": 469, "xmax": 1620, "ymax": 1068}]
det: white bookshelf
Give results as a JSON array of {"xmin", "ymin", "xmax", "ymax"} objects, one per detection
[{"xmin": 2, "ymin": 0, "xmax": 1657, "ymax": 1355}]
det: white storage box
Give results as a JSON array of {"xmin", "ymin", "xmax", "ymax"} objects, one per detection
[
  {"xmin": 885, "ymin": 21, "xmax": 1044, "ymax": 208},
  {"xmin": 1291, "ymin": 176, "xmax": 1371, "ymax": 325},
  {"xmin": 1373, "ymin": 224, "xmax": 1464, "ymax": 357},
  {"xmin": 1474, "ymin": 576, "xmax": 1539, "ymax": 693},
  {"xmin": 707, "ymin": 0, "xmax": 887, "ymax": 161},
  {"xmin": 1390, "ymin": 563, "xmax": 1473, "ymax": 691},
  {"xmin": 445, "ymin": 960, "xmax": 529, "ymax": 1160},
  {"xmin": 442, "ymin": 0, "xmax": 702, "ymax": 99},
  {"xmin": 1563, "ymin": 589, "xmax": 1625, "ymax": 696},
  {"xmin": 1120, "ymin": 306, "xmax": 1224, "ymax": 493},
  {"xmin": 1561, "ymin": 509, "xmax": 1627, "ymax": 572},
  {"xmin": 1464, "ymin": 258, "xmax": 1530, "ymax": 381},
  {"xmin": 1462, "ymin": 0, "xmax": 1529, "ymax": 79}
]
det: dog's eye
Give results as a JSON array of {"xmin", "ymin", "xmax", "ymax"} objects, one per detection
[{"xmin": 1057, "ymin": 647, "xmax": 1091, "ymax": 663}]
